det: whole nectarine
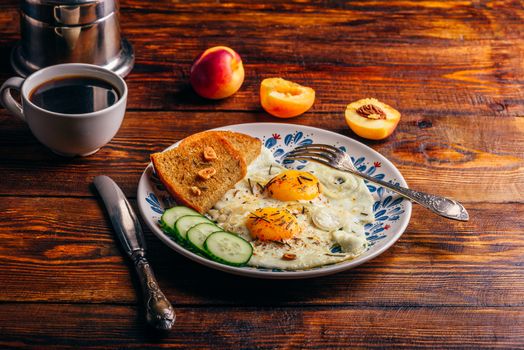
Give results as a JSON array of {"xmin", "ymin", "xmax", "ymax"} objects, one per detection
[{"xmin": 190, "ymin": 46, "xmax": 244, "ymax": 99}]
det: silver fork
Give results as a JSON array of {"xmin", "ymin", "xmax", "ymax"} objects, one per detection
[{"xmin": 285, "ymin": 144, "xmax": 469, "ymax": 221}]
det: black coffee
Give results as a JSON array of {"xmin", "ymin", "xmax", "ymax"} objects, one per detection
[{"xmin": 29, "ymin": 75, "xmax": 120, "ymax": 114}]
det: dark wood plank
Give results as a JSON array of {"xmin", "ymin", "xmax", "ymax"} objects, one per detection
[
  {"xmin": 0, "ymin": 2, "xmax": 523, "ymax": 115},
  {"xmin": 0, "ymin": 111, "xmax": 522, "ymax": 202},
  {"xmin": 0, "ymin": 303, "xmax": 522, "ymax": 349},
  {"xmin": 0, "ymin": 197, "xmax": 522, "ymax": 306}
]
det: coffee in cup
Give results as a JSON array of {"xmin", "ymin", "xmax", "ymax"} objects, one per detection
[
  {"xmin": 29, "ymin": 76, "xmax": 121, "ymax": 115},
  {"xmin": 0, "ymin": 63, "xmax": 128, "ymax": 157}
]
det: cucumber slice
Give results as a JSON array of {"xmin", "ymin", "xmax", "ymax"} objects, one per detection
[
  {"xmin": 175, "ymin": 215, "xmax": 214, "ymax": 240},
  {"xmin": 204, "ymin": 232, "xmax": 253, "ymax": 266},
  {"xmin": 161, "ymin": 206, "xmax": 200, "ymax": 234},
  {"xmin": 187, "ymin": 223, "xmax": 224, "ymax": 253}
]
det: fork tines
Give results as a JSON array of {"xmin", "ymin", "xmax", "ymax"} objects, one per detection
[
  {"xmin": 285, "ymin": 143, "xmax": 345, "ymax": 168},
  {"xmin": 286, "ymin": 143, "xmax": 343, "ymax": 158},
  {"xmin": 292, "ymin": 143, "xmax": 342, "ymax": 153}
]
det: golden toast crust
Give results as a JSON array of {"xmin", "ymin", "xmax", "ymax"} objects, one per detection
[
  {"xmin": 151, "ymin": 133, "xmax": 248, "ymax": 213},
  {"xmin": 180, "ymin": 130, "xmax": 261, "ymax": 164}
]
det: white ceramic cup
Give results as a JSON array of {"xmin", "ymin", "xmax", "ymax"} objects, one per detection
[{"xmin": 0, "ymin": 63, "xmax": 127, "ymax": 157}]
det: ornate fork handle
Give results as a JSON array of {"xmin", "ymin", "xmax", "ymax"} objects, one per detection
[
  {"xmin": 131, "ymin": 250, "xmax": 175, "ymax": 330},
  {"xmin": 339, "ymin": 161, "xmax": 469, "ymax": 221}
]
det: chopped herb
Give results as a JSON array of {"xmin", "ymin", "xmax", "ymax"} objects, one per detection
[
  {"xmin": 249, "ymin": 212, "xmax": 270, "ymax": 223},
  {"xmin": 264, "ymin": 177, "xmax": 277, "ymax": 190},
  {"xmin": 268, "ymin": 164, "xmax": 273, "ymax": 175},
  {"xmin": 297, "ymin": 177, "xmax": 303, "ymax": 185},
  {"xmin": 247, "ymin": 178, "xmax": 253, "ymax": 195},
  {"xmin": 360, "ymin": 212, "xmax": 369, "ymax": 216},
  {"xmin": 299, "ymin": 175, "xmax": 313, "ymax": 181},
  {"xmin": 325, "ymin": 253, "xmax": 347, "ymax": 257}
]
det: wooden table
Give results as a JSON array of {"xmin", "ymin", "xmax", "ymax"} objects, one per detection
[{"xmin": 1, "ymin": 1, "xmax": 523, "ymax": 348}]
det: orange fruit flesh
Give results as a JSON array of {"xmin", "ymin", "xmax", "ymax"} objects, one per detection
[
  {"xmin": 344, "ymin": 99, "xmax": 401, "ymax": 140},
  {"xmin": 260, "ymin": 78, "xmax": 315, "ymax": 118},
  {"xmin": 345, "ymin": 115, "xmax": 400, "ymax": 140}
]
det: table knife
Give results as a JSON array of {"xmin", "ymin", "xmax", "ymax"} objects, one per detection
[{"xmin": 93, "ymin": 175, "xmax": 175, "ymax": 330}]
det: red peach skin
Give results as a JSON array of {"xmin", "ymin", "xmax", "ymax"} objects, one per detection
[{"xmin": 190, "ymin": 46, "xmax": 245, "ymax": 99}]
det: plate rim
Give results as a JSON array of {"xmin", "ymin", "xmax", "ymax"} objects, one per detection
[{"xmin": 137, "ymin": 122, "xmax": 412, "ymax": 279}]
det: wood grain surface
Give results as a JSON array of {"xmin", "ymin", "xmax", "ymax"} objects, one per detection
[
  {"xmin": 0, "ymin": 0, "xmax": 523, "ymax": 348},
  {"xmin": 1, "ymin": 198, "xmax": 523, "ymax": 306},
  {"xmin": 1, "ymin": 304, "xmax": 522, "ymax": 348}
]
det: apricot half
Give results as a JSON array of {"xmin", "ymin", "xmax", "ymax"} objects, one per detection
[
  {"xmin": 190, "ymin": 46, "xmax": 244, "ymax": 99},
  {"xmin": 260, "ymin": 78, "xmax": 315, "ymax": 118},
  {"xmin": 345, "ymin": 98, "xmax": 401, "ymax": 140}
]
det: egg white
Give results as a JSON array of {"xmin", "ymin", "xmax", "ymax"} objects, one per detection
[{"xmin": 207, "ymin": 147, "xmax": 374, "ymax": 270}]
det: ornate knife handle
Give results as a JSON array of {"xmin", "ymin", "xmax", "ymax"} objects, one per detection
[
  {"xmin": 341, "ymin": 163, "xmax": 469, "ymax": 221},
  {"xmin": 131, "ymin": 250, "xmax": 175, "ymax": 330}
]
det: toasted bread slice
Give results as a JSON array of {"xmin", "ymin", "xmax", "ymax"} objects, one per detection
[
  {"xmin": 217, "ymin": 131, "xmax": 262, "ymax": 164},
  {"xmin": 180, "ymin": 130, "xmax": 261, "ymax": 165},
  {"xmin": 151, "ymin": 134, "xmax": 247, "ymax": 214}
]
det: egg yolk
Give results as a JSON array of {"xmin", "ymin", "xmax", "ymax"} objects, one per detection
[
  {"xmin": 265, "ymin": 170, "xmax": 320, "ymax": 201},
  {"xmin": 246, "ymin": 207, "xmax": 301, "ymax": 241}
]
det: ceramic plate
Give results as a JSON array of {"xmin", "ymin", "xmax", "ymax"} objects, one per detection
[{"xmin": 137, "ymin": 123, "xmax": 412, "ymax": 279}]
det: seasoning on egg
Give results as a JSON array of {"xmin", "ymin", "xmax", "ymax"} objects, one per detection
[
  {"xmin": 264, "ymin": 170, "xmax": 320, "ymax": 201},
  {"xmin": 246, "ymin": 207, "xmax": 301, "ymax": 241}
]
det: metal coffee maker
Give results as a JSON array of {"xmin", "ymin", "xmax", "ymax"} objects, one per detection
[{"xmin": 11, "ymin": 0, "xmax": 134, "ymax": 77}]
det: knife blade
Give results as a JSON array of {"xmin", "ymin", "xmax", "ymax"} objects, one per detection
[{"xmin": 94, "ymin": 175, "xmax": 175, "ymax": 330}]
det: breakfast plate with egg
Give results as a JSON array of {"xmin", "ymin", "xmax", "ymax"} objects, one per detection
[{"xmin": 137, "ymin": 123, "xmax": 412, "ymax": 279}]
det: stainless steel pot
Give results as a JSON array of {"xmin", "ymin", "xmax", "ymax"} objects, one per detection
[{"xmin": 11, "ymin": 0, "xmax": 134, "ymax": 77}]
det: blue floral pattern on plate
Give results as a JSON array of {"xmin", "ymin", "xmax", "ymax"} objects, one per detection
[
  {"xmin": 146, "ymin": 130, "xmax": 406, "ymax": 272},
  {"xmin": 137, "ymin": 123, "xmax": 412, "ymax": 277}
]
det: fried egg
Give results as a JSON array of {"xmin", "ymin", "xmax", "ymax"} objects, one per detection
[
  {"xmin": 265, "ymin": 170, "xmax": 320, "ymax": 201},
  {"xmin": 246, "ymin": 207, "xmax": 301, "ymax": 241},
  {"xmin": 207, "ymin": 147, "xmax": 374, "ymax": 270}
]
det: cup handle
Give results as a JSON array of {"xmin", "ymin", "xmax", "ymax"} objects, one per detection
[{"xmin": 1, "ymin": 77, "xmax": 25, "ymax": 122}]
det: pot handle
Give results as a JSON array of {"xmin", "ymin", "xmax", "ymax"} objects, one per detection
[{"xmin": 0, "ymin": 77, "xmax": 25, "ymax": 121}]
